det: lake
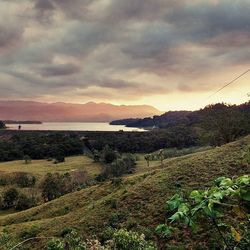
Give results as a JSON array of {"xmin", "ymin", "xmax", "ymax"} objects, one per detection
[{"xmin": 6, "ymin": 122, "xmax": 146, "ymax": 132}]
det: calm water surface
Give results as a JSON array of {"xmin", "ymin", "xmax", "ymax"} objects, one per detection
[{"xmin": 6, "ymin": 122, "xmax": 146, "ymax": 132}]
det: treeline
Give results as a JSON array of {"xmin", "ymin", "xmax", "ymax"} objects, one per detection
[
  {"xmin": 111, "ymin": 102, "xmax": 250, "ymax": 145},
  {"xmin": 0, "ymin": 130, "xmax": 198, "ymax": 162},
  {"xmin": 88, "ymin": 128, "xmax": 197, "ymax": 153},
  {"xmin": 0, "ymin": 133, "xmax": 84, "ymax": 162}
]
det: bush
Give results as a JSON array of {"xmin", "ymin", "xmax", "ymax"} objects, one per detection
[
  {"xmin": 2, "ymin": 188, "xmax": 19, "ymax": 209},
  {"xmin": 13, "ymin": 172, "xmax": 36, "ymax": 187},
  {"xmin": 41, "ymin": 173, "xmax": 73, "ymax": 202},
  {"xmin": 15, "ymin": 193, "xmax": 36, "ymax": 211},
  {"xmin": 112, "ymin": 229, "xmax": 156, "ymax": 250},
  {"xmin": 46, "ymin": 239, "xmax": 65, "ymax": 250},
  {"xmin": 41, "ymin": 173, "xmax": 62, "ymax": 201},
  {"xmin": 111, "ymin": 177, "xmax": 123, "ymax": 187},
  {"xmin": 109, "ymin": 154, "xmax": 136, "ymax": 177},
  {"xmin": 19, "ymin": 225, "xmax": 40, "ymax": 240},
  {"xmin": 0, "ymin": 231, "xmax": 18, "ymax": 250},
  {"xmin": 54, "ymin": 154, "xmax": 65, "ymax": 164},
  {"xmin": 0, "ymin": 176, "xmax": 8, "ymax": 186}
]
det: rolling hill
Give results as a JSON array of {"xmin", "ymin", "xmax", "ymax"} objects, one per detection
[{"xmin": 0, "ymin": 135, "xmax": 249, "ymax": 249}]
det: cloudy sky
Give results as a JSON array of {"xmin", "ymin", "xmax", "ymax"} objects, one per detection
[{"xmin": 0, "ymin": 0, "xmax": 249, "ymax": 111}]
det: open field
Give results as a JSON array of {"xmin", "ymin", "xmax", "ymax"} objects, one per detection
[
  {"xmin": 0, "ymin": 155, "xmax": 102, "ymax": 179},
  {"xmin": 0, "ymin": 135, "xmax": 249, "ymax": 249}
]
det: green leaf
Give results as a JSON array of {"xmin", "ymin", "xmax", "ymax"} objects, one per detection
[
  {"xmin": 239, "ymin": 188, "xmax": 250, "ymax": 201},
  {"xmin": 155, "ymin": 224, "xmax": 173, "ymax": 238},
  {"xmin": 189, "ymin": 190, "xmax": 203, "ymax": 202},
  {"xmin": 169, "ymin": 212, "xmax": 181, "ymax": 223},
  {"xmin": 236, "ymin": 175, "xmax": 250, "ymax": 186},
  {"xmin": 214, "ymin": 177, "xmax": 227, "ymax": 186},
  {"xmin": 219, "ymin": 178, "xmax": 233, "ymax": 187},
  {"xmin": 166, "ymin": 194, "xmax": 183, "ymax": 211},
  {"xmin": 212, "ymin": 191, "xmax": 224, "ymax": 200},
  {"xmin": 178, "ymin": 203, "xmax": 189, "ymax": 214}
]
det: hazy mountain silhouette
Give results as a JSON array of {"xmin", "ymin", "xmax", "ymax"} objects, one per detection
[{"xmin": 0, "ymin": 100, "xmax": 161, "ymax": 122}]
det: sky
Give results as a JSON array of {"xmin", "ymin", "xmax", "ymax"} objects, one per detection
[{"xmin": 0, "ymin": 0, "xmax": 249, "ymax": 111}]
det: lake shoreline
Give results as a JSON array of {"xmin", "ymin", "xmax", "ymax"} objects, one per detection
[{"xmin": 4, "ymin": 122, "xmax": 147, "ymax": 132}]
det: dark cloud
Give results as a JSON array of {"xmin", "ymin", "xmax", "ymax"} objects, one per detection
[
  {"xmin": 0, "ymin": 24, "xmax": 23, "ymax": 49},
  {"xmin": 0, "ymin": 0, "xmax": 249, "ymax": 104},
  {"xmin": 33, "ymin": 0, "xmax": 92, "ymax": 20},
  {"xmin": 38, "ymin": 63, "xmax": 81, "ymax": 77},
  {"xmin": 35, "ymin": 0, "xmax": 54, "ymax": 11}
]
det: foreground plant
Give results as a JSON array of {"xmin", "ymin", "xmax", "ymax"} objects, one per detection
[
  {"xmin": 45, "ymin": 229, "xmax": 156, "ymax": 250},
  {"xmin": 156, "ymin": 175, "xmax": 250, "ymax": 249}
]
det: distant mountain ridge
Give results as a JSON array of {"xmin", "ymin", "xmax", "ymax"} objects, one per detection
[{"xmin": 0, "ymin": 100, "xmax": 161, "ymax": 122}]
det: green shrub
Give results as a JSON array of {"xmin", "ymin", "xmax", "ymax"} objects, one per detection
[
  {"xmin": 2, "ymin": 188, "xmax": 19, "ymax": 209},
  {"xmin": 0, "ymin": 231, "xmax": 18, "ymax": 250},
  {"xmin": 14, "ymin": 172, "xmax": 36, "ymax": 187},
  {"xmin": 41, "ymin": 173, "xmax": 73, "ymax": 202},
  {"xmin": 0, "ymin": 176, "xmax": 8, "ymax": 186},
  {"xmin": 111, "ymin": 177, "xmax": 123, "ymax": 187},
  {"xmin": 112, "ymin": 229, "xmax": 156, "ymax": 250},
  {"xmin": 46, "ymin": 238, "xmax": 65, "ymax": 250},
  {"xmin": 64, "ymin": 230, "xmax": 86, "ymax": 250},
  {"xmin": 108, "ymin": 212, "xmax": 127, "ymax": 228},
  {"xmin": 156, "ymin": 175, "xmax": 250, "ymax": 249},
  {"xmin": 54, "ymin": 154, "xmax": 65, "ymax": 164},
  {"xmin": 15, "ymin": 193, "xmax": 36, "ymax": 211},
  {"xmin": 19, "ymin": 225, "xmax": 40, "ymax": 240},
  {"xmin": 104, "ymin": 198, "xmax": 118, "ymax": 209},
  {"xmin": 100, "ymin": 227, "xmax": 115, "ymax": 243}
]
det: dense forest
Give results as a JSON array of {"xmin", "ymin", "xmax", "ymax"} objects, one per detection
[{"xmin": 111, "ymin": 102, "xmax": 250, "ymax": 144}]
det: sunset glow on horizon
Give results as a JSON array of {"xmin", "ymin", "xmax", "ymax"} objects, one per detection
[{"xmin": 0, "ymin": 0, "xmax": 249, "ymax": 111}]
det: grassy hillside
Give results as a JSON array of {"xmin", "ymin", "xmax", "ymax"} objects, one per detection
[{"xmin": 0, "ymin": 136, "xmax": 249, "ymax": 249}]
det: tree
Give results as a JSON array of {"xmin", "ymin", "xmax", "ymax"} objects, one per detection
[
  {"xmin": 201, "ymin": 104, "xmax": 247, "ymax": 145},
  {"xmin": 102, "ymin": 145, "xmax": 117, "ymax": 164},
  {"xmin": 93, "ymin": 150, "xmax": 100, "ymax": 162},
  {"xmin": 144, "ymin": 154, "xmax": 151, "ymax": 167},
  {"xmin": 41, "ymin": 173, "xmax": 62, "ymax": 201},
  {"xmin": 158, "ymin": 149, "xmax": 164, "ymax": 167},
  {"xmin": 0, "ymin": 121, "xmax": 6, "ymax": 129},
  {"xmin": 23, "ymin": 155, "xmax": 31, "ymax": 164},
  {"xmin": 2, "ymin": 188, "xmax": 19, "ymax": 209},
  {"xmin": 41, "ymin": 173, "xmax": 73, "ymax": 202},
  {"xmin": 105, "ymin": 154, "xmax": 136, "ymax": 178}
]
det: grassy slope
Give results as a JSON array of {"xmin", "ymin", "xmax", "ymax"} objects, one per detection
[{"xmin": 0, "ymin": 136, "xmax": 250, "ymax": 249}]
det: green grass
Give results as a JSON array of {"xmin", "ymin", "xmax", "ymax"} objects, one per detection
[
  {"xmin": 0, "ymin": 136, "xmax": 250, "ymax": 249},
  {"xmin": 0, "ymin": 155, "xmax": 102, "ymax": 179}
]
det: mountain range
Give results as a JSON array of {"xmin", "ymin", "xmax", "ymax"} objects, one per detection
[{"xmin": 0, "ymin": 100, "xmax": 161, "ymax": 122}]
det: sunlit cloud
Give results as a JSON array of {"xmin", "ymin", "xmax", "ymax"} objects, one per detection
[{"xmin": 0, "ymin": 0, "xmax": 249, "ymax": 110}]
